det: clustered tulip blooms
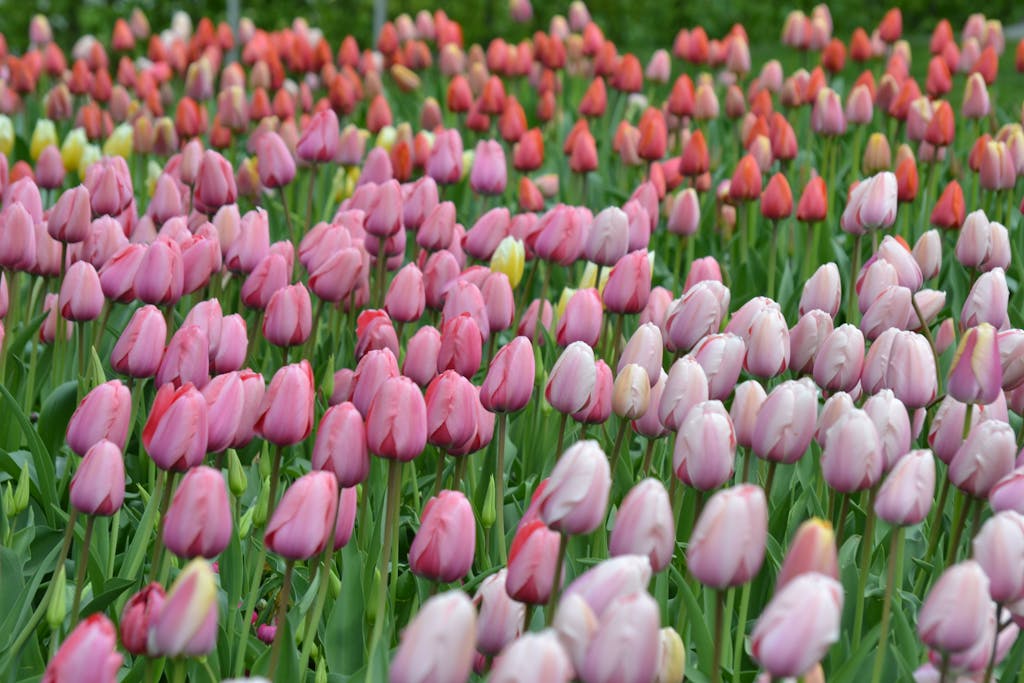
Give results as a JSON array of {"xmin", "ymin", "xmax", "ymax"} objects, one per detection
[{"xmin": 4, "ymin": 4, "xmax": 1024, "ymax": 683}]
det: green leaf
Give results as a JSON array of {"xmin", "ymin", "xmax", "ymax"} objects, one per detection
[
  {"xmin": 326, "ymin": 543, "xmax": 365, "ymax": 675},
  {"xmin": 36, "ymin": 381, "xmax": 78, "ymax": 458},
  {"xmin": 669, "ymin": 564, "xmax": 714, "ymax": 678},
  {"xmin": 80, "ymin": 577, "xmax": 134, "ymax": 617},
  {"xmin": 0, "ymin": 383, "xmax": 56, "ymax": 525}
]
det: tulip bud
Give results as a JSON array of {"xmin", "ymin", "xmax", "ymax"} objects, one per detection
[
  {"xmin": 538, "ymin": 440, "xmax": 611, "ymax": 535},
  {"xmin": 265, "ymin": 470, "xmax": 338, "ymax": 560},
  {"xmin": 948, "ymin": 323, "xmax": 1002, "ymax": 405},
  {"xmin": 609, "ymin": 479, "xmax": 675, "ymax": 571},
  {"xmin": 674, "ymin": 400, "xmax": 737, "ymax": 491},
  {"xmin": 687, "ymin": 484, "xmax": 768, "ymax": 588},
  {"xmin": 147, "ymin": 558, "xmax": 219, "ymax": 657},
  {"xmin": 949, "ymin": 419, "xmax": 1016, "ymax": 498},
  {"xmin": 409, "ymin": 490, "xmax": 476, "ymax": 582},
  {"xmin": 918, "ymin": 561, "xmax": 990, "ymax": 653},
  {"xmin": 45, "ymin": 613, "xmax": 123, "ymax": 680},
  {"xmin": 751, "ymin": 573, "xmax": 843, "ymax": 677},
  {"xmin": 389, "ymin": 592, "xmax": 476, "ymax": 683},
  {"xmin": 162, "ymin": 466, "xmax": 232, "ymax": 559},
  {"xmin": 69, "ymin": 440, "xmax": 125, "ymax": 516}
]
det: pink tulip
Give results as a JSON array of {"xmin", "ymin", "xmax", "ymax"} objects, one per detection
[
  {"xmin": 533, "ymin": 205, "xmax": 587, "ymax": 267},
  {"xmin": 821, "ymin": 408, "xmax": 884, "ymax": 493},
  {"xmin": 691, "ymin": 333, "xmax": 747, "ymax": 400},
  {"xmin": 609, "ymin": 479, "xmax": 675, "ymax": 571},
  {"xmin": 602, "ymin": 250, "xmax": 651, "ymax": 315},
  {"xmin": 0, "ymin": 202, "xmax": 39, "ymax": 271},
  {"xmin": 790, "ymin": 310, "xmax": 834, "ymax": 375},
  {"xmin": 874, "ymin": 448, "xmax": 936, "ymax": 526},
  {"xmin": 296, "ymin": 109, "xmax": 340, "ymax": 163},
  {"xmin": 506, "ymin": 519, "xmax": 562, "ymax": 604},
  {"xmin": 442, "ymin": 279, "xmax": 490, "ymax": 341},
  {"xmin": 69, "ymin": 440, "xmax": 125, "ymax": 516},
  {"xmin": 961, "ymin": 269, "xmax": 1009, "ymax": 329},
  {"xmin": 752, "ymin": 379, "xmax": 819, "ymax": 464},
  {"xmin": 403, "ymin": 325, "xmax": 441, "ymax": 388},
  {"xmin": 972, "ymin": 511, "xmax": 1024, "ymax": 604},
  {"xmin": 312, "ymin": 402, "xmax": 369, "ymax": 488},
  {"xmin": 990, "ymin": 468, "xmax": 1024, "ymax": 514},
  {"xmin": 812, "ymin": 324, "xmax": 865, "ymax": 392},
  {"xmin": 262, "ymin": 283, "xmax": 312, "ymax": 347},
  {"xmin": 474, "ymin": 569, "xmax": 526, "ymax": 655},
  {"xmin": 585, "ymin": 207, "xmax": 629, "ymax": 266},
  {"xmin": 731, "ymin": 380, "xmax": 767, "ymax": 448},
  {"xmin": 255, "ymin": 360, "xmax": 315, "ymax": 446},
  {"xmin": 135, "ymin": 237, "xmax": 185, "ymax": 306},
  {"xmin": 162, "ymin": 466, "xmax": 231, "ymax": 559},
  {"xmin": 48, "ymin": 185, "xmax": 92, "ymax": 243},
  {"xmin": 147, "ymin": 558, "xmax": 219, "ymax": 657},
  {"xmin": 156, "ymin": 325, "xmax": 210, "ymax": 390},
  {"xmin": 860, "ymin": 285, "xmax": 913, "ymax": 341},
  {"xmin": 402, "ymin": 176, "xmax": 439, "ymax": 230},
  {"xmin": 776, "ymin": 518, "xmax": 839, "ymax": 590},
  {"xmin": 546, "ymin": 341, "xmax": 598, "ymax": 415},
  {"xmin": 687, "ymin": 484, "xmax": 768, "ymax": 588},
  {"xmin": 85, "ymin": 157, "xmax": 133, "ymax": 217},
  {"xmin": 366, "ymin": 376, "xmax": 427, "ymax": 461},
  {"xmin": 384, "ymin": 263, "xmax": 425, "ymax": 323},
  {"xmin": 578, "ymin": 592, "xmax": 661, "ymax": 683},
  {"xmin": 119, "ymin": 584, "xmax": 165, "ymax": 656},
  {"xmin": 389, "ymin": 591, "xmax": 476, "ymax": 683},
  {"xmin": 230, "ymin": 369, "xmax": 265, "ymax": 448},
  {"xmin": 861, "ymin": 329, "xmax": 937, "ymax": 408},
  {"xmin": 674, "ymin": 400, "xmax": 737, "ymax": 491},
  {"xmin": 265, "ymin": 470, "xmax": 339, "ymax": 560},
  {"xmin": 840, "ymin": 171, "xmax": 898, "ymax": 233},
  {"xmin": 212, "ymin": 314, "xmax": 247, "ymax": 374},
  {"xmin": 142, "ymin": 383, "xmax": 208, "ymax": 471},
  {"xmin": 201, "ymin": 372, "xmax": 243, "ymax": 453},
  {"xmin": 949, "ymin": 420, "xmax": 1016, "ymax": 498},
  {"xmin": 409, "ymin": 489, "xmax": 477, "ymax": 582},
  {"xmin": 256, "ymin": 132, "xmax": 296, "ymax": 188},
  {"xmin": 538, "ymin": 440, "xmax": 611, "ymax": 535},
  {"xmin": 948, "ymin": 323, "xmax": 1002, "ymax": 405},
  {"xmin": 66, "ymin": 380, "xmax": 132, "ymax": 456},
  {"xmin": 437, "ymin": 313, "xmax": 483, "ymax": 379},
  {"xmin": 918, "ymin": 561, "xmax": 991, "ymax": 653},
  {"xmin": 43, "ymin": 614, "xmax": 122, "ymax": 683},
  {"xmin": 471, "ymin": 139, "xmax": 508, "ymax": 195},
  {"xmin": 481, "ymin": 336, "xmax": 535, "ymax": 413},
  {"xmin": 555, "ymin": 288, "xmax": 603, "ymax": 348},
  {"xmin": 489, "ymin": 632, "xmax": 574, "ymax": 682},
  {"xmin": 664, "ymin": 281, "xmax": 728, "ymax": 353},
  {"xmin": 426, "ymin": 370, "xmax": 479, "ymax": 452},
  {"xmin": 426, "ymin": 129, "xmax": 464, "ymax": 184},
  {"xmin": 751, "ymin": 573, "xmax": 843, "ymax": 677},
  {"xmin": 224, "ymin": 208, "xmax": 270, "ymax": 274},
  {"xmin": 193, "ymin": 150, "xmax": 237, "ymax": 214}
]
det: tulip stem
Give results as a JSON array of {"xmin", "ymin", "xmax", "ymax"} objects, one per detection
[
  {"xmin": 945, "ymin": 494, "xmax": 974, "ymax": 568},
  {"xmin": 846, "ymin": 234, "xmax": 862, "ymax": 325},
  {"xmin": 495, "ymin": 413, "xmax": 508, "ymax": 564},
  {"xmin": 915, "ymin": 473, "xmax": 951, "ymax": 594},
  {"xmin": 870, "ymin": 527, "xmax": 905, "ymax": 683},
  {"xmin": 555, "ymin": 413, "xmax": 569, "ymax": 458},
  {"xmin": 608, "ymin": 419, "xmax": 628, "ymax": 477},
  {"xmin": 852, "ymin": 488, "xmax": 878, "ymax": 649},
  {"xmin": 912, "ymin": 297, "xmax": 941, "ymax": 392},
  {"xmin": 266, "ymin": 446, "xmax": 284, "ymax": 522},
  {"xmin": 641, "ymin": 438, "xmax": 656, "ymax": 476},
  {"xmin": 300, "ymin": 526, "xmax": 339, "ymax": 667},
  {"xmin": 432, "ymin": 449, "xmax": 446, "ymax": 497},
  {"xmin": 280, "ymin": 187, "xmax": 296, "ymax": 244},
  {"xmin": 69, "ymin": 514, "xmax": 95, "ymax": 627},
  {"xmin": 545, "ymin": 532, "xmax": 569, "ymax": 627},
  {"xmin": 7, "ymin": 510, "xmax": 78, "ymax": 660},
  {"xmin": 305, "ymin": 165, "xmax": 317, "ymax": 237},
  {"xmin": 610, "ymin": 313, "xmax": 624, "ymax": 369},
  {"xmin": 767, "ymin": 220, "xmax": 778, "ymax": 299},
  {"xmin": 148, "ymin": 471, "xmax": 177, "ymax": 583},
  {"xmin": 834, "ymin": 494, "xmax": 850, "ymax": 547},
  {"xmin": 369, "ymin": 460, "xmax": 403, "ymax": 657},
  {"xmin": 712, "ymin": 588, "xmax": 726, "ymax": 683},
  {"xmin": 762, "ymin": 461, "xmax": 778, "ymax": 501},
  {"xmin": 267, "ymin": 560, "xmax": 294, "ymax": 680},
  {"xmin": 731, "ymin": 581, "xmax": 752, "ymax": 682},
  {"xmin": 982, "ymin": 603, "xmax": 1003, "ymax": 683}
]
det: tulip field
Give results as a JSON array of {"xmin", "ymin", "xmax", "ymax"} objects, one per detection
[{"xmin": 5, "ymin": 1, "xmax": 1024, "ymax": 681}]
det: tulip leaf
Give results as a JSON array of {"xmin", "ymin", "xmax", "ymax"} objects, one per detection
[
  {"xmin": 325, "ymin": 543, "xmax": 365, "ymax": 675},
  {"xmin": 669, "ymin": 564, "xmax": 714, "ymax": 678},
  {"xmin": 36, "ymin": 380, "xmax": 78, "ymax": 459},
  {"xmin": 0, "ymin": 450, "xmax": 44, "ymax": 508},
  {"xmin": 0, "ymin": 383, "xmax": 56, "ymax": 525},
  {"xmin": 80, "ymin": 577, "xmax": 134, "ymax": 617}
]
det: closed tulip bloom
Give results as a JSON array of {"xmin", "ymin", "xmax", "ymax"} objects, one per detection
[
  {"xmin": 437, "ymin": 313, "xmax": 483, "ymax": 379},
  {"xmin": 961, "ymin": 269, "xmax": 1009, "ymax": 330},
  {"xmin": 840, "ymin": 171, "xmax": 898, "ymax": 233},
  {"xmin": 664, "ymin": 282, "xmax": 728, "ymax": 353},
  {"xmin": 971, "ymin": 511, "xmax": 1024, "ymax": 604},
  {"xmin": 212, "ymin": 315, "xmax": 247, "ymax": 374},
  {"xmin": 918, "ymin": 561, "xmax": 991, "ymax": 653},
  {"xmin": 474, "ymin": 569, "xmax": 525, "ymax": 656},
  {"xmin": 135, "ymin": 237, "xmax": 185, "ymax": 306},
  {"xmin": 403, "ymin": 326, "xmax": 441, "ymax": 388},
  {"xmin": 384, "ymin": 264, "xmax": 425, "ymax": 323},
  {"xmin": 729, "ymin": 154, "xmax": 763, "ymax": 202},
  {"xmin": 57, "ymin": 260, "xmax": 102, "ymax": 322},
  {"xmin": 617, "ymin": 323, "xmax": 663, "ymax": 386},
  {"xmin": 533, "ymin": 205, "xmax": 587, "ymax": 267},
  {"xmin": 948, "ymin": 323, "xmax": 1002, "ymax": 405},
  {"xmin": 390, "ymin": 591, "xmax": 476, "ymax": 683},
  {"xmin": 255, "ymin": 360, "xmax": 314, "ymax": 446},
  {"xmin": 469, "ymin": 139, "xmax": 507, "ymax": 196},
  {"xmin": 224, "ymin": 208, "xmax": 270, "ymax": 274},
  {"xmin": 877, "ymin": 235, "xmax": 924, "ymax": 291},
  {"xmin": 955, "ymin": 211, "xmax": 1002, "ymax": 270},
  {"xmin": 507, "ymin": 519, "xmax": 562, "ymax": 604},
  {"xmin": 745, "ymin": 307, "xmax": 791, "ymax": 378},
  {"xmin": 812, "ymin": 324, "xmax": 865, "ymax": 392},
  {"xmin": 538, "ymin": 440, "xmax": 611, "ymax": 535},
  {"xmin": 776, "ymin": 519, "xmax": 839, "ymax": 590},
  {"xmin": 611, "ymin": 363, "xmax": 649, "ymax": 421},
  {"xmin": 312, "ymin": 402, "xmax": 369, "ymax": 487},
  {"xmin": 367, "ymin": 376, "xmax": 427, "ymax": 461},
  {"xmin": 578, "ymin": 592, "xmax": 661, "ymax": 683},
  {"xmin": 200, "ymin": 372, "xmax": 244, "ymax": 454},
  {"xmin": 796, "ymin": 176, "xmax": 828, "ymax": 223},
  {"xmin": 753, "ymin": 379, "xmax": 818, "ymax": 464},
  {"xmin": 43, "ymin": 613, "xmax": 122, "ymax": 683},
  {"xmin": 991, "ymin": 468, "xmax": 1024, "ymax": 514},
  {"xmin": 69, "ymin": 440, "xmax": 125, "ymax": 516},
  {"xmin": 256, "ymin": 132, "xmax": 295, "ymax": 188},
  {"xmin": 490, "ymin": 631, "xmax": 574, "ymax": 683},
  {"xmin": 692, "ymin": 333, "xmax": 747, "ymax": 400},
  {"xmin": 861, "ymin": 329, "xmax": 937, "ymax": 408},
  {"xmin": 751, "ymin": 572, "xmax": 843, "ymax": 678},
  {"xmin": 546, "ymin": 342, "xmax": 598, "ymax": 415},
  {"xmin": 999, "ymin": 329, "xmax": 1024, "ymax": 390},
  {"xmin": 156, "ymin": 325, "xmax": 210, "ymax": 390},
  {"xmin": 555, "ymin": 288, "xmax": 603, "ymax": 348},
  {"xmin": 863, "ymin": 389, "xmax": 912, "ymax": 471},
  {"xmin": 481, "ymin": 336, "xmax": 535, "ymax": 413},
  {"xmin": 790, "ymin": 310, "xmax": 834, "ymax": 375},
  {"xmin": 352, "ymin": 349, "xmax": 401, "ymax": 417},
  {"xmin": 426, "ymin": 370, "xmax": 479, "ymax": 452},
  {"xmin": 162, "ymin": 466, "xmax": 231, "ymax": 559},
  {"xmin": 442, "ymin": 279, "xmax": 490, "ymax": 342},
  {"xmin": 927, "ymin": 396, "xmax": 980, "ymax": 465},
  {"xmin": 148, "ymin": 558, "xmax": 219, "ymax": 657},
  {"xmin": 364, "ymin": 180, "xmax": 403, "ymax": 237},
  {"xmin": 913, "ymin": 230, "xmax": 942, "ymax": 281},
  {"xmin": 674, "ymin": 399, "xmax": 736, "ymax": 490},
  {"xmin": 730, "ymin": 380, "xmax": 766, "ymax": 449},
  {"xmin": 761, "ymin": 173, "xmax": 793, "ymax": 219},
  {"xmin": 608, "ymin": 480, "xmax": 674, "ymax": 572},
  {"xmin": 48, "ymin": 185, "xmax": 92, "ymax": 243},
  {"xmin": 687, "ymin": 484, "xmax": 768, "ymax": 588},
  {"xmin": 585, "ymin": 207, "xmax": 629, "ymax": 266},
  {"xmin": 821, "ymin": 409, "xmax": 884, "ymax": 493},
  {"xmin": 119, "ymin": 584, "xmax": 165, "ymax": 656},
  {"xmin": 296, "ymin": 109, "xmax": 340, "ymax": 163},
  {"xmin": 193, "ymin": 150, "xmax": 237, "ymax": 214},
  {"xmin": 265, "ymin": 470, "xmax": 338, "ymax": 560},
  {"xmin": 66, "ymin": 379, "xmax": 132, "ymax": 456},
  {"xmin": 799, "ymin": 262, "xmax": 841, "ymax": 317},
  {"xmin": 874, "ymin": 448, "xmax": 936, "ymax": 526},
  {"xmin": 426, "ymin": 128, "xmax": 464, "ymax": 184},
  {"xmin": 949, "ymin": 420, "xmax": 1016, "ymax": 498},
  {"xmin": 261, "ymin": 283, "xmax": 312, "ymax": 347},
  {"xmin": 409, "ymin": 490, "xmax": 477, "ymax": 582},
  {"xmin": 142, "ymin": 382, "xmax": 208, "ymax": 471}
]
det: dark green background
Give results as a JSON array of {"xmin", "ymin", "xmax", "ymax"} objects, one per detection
[{"xmin": 3, "ymin": 0, "xmax": 1023, "ymax": 54}]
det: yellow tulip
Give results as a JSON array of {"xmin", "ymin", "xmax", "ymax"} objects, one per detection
[
  {"xmin": 0, "ymin": 116, "xmax": 13, "ymax": 157},
  {"xmin": 60, "ymin": 128, "xmax": 88, "ymax": 173},
  {"xmin": 145, "ymin": 159, "xmax": 163, "ymax": 198},
  {"xmin": 461, "ymin": 150, "xmax": 474, "ymax": 181},
  {"xmin": 489, "ymin": 236, "xmax": 525, "ymax": 288},
  {"xmin": 30, "ymin": 119, "xmax": 58, "ymax": 161},
  {"xmin": 77, "ymin": 144, "xmax": 103, "ymax": 179},
  {"xmin": 655, "ymin": 628, "xmax": 686, "ymax": 683},
  {"xmin": 555, "ymin": 287, "xmax": 576, "ymax": 323},
  {"xmin": 102, "ymin": 123, "xmax": 134, "ymax": 159},
  {"xmin": 375, "ymin": 125, "xmax": 396, "ymax": 151},
  {"xmin": 331, "ymin": 165, "xmax": 361, "ymax": 203},
  {"xmin": 597, "ymin": 265, "xmax": 611, "ymax": 296},
  {"xmin": 579, "ymin": 262, "xmax": 599, "ymax": 290}
]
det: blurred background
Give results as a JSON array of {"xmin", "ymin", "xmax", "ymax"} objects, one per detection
[{"xmin": 3, "ymin": 0, "xmax": 1024, "ymax": 52}]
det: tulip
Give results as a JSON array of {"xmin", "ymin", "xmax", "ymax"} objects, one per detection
[
  {"xmin": 840, "ymin": 171, "xmax": 898, "ymax": 233},
  {"xmin": 798, "ymin": 262, "xmax": 841, "ymax": 317},
  {"xmin": 949, "ymin": 420, "xmax": 1016, "ymax": 499},
  {"xmin": 43, "ymin": 614, "xmax": 122, "ymax": 683},
  {"xmin": 147, "ymin": 558, "xmax": 219, "ymax": 657},
  {"xmin": 812, "ymin": 324, "xmax": 865, "ymax": 392},
  {"xmin": 119, "ymin": 584, "xmax": 165, "ymax": 656},
  {"xmin": 389, "ymin": 591, "xmax": 476, "ymax": 683},
  {"xmin": 918, "ymin": 561, "xmax": 991, "ymax": 653},
  {"xmin": 744, "ymin": 307, "xmax": 791, "ymax": 378},
  {"xmin": 69, "ymin": 440, "xmax": 125, "ymax": 517},
  {"xmin": 871, "ymin": 448, "xmax": 937, "ymax": 527},
  {"xmin": 990, "ymin": 468, "xmax": 1024, "ymax": 514},
  {"xmin": 752, "ymin": 379, "xmax": 819, "ymax": 465},
  {"xmin": 821, "ymin": 409, "xmax": 884, "ymax": 493},
  {"xmin": 409, "ymin": 490, "xmax": 476, "ymax": 582},
  {"xmin": 507, "ymin": 519, "xmax": 562, "ymax": 604},
  {"xmin": 578, "ymin": 592, "xmax": 661, "ymax": 683},
  {"xmin": 296, "ymin": 109, "xmax": 340, "ymax": 163},
  {"xmin": 687, "ymin": 484, "xmax": 768, "ymax": 588},
  {"xmin": 751, "ymin": 573, "xmax": 844, "ymax": 677},
  {"xmin": 436, "ymin": 313, "xmax": 483, "ymax": 379},
  {"xmin": 213, "ymin": 315, "xmax": 248, "ymax": 374},
  {"xmin": 156, "ymin": 325, "xmax": 210, "ymax": 390},
  {"xmin": 162, "ymin": 466, "xmax": 231, "ymax": 559},
  {"xmin": 538, "ymin": 440, "xmax": 610, "ymax": 536},
  {"xmin": 789, "ymin": 310, "xmax": 834, "ymax": 376},
  {"xmin": 474, "ymin": 569, "xmax": 525, "ymax": 656},
  {"xmin": 961, "ymin": 269, "xmax": 1009, "ymax": 330},
  {"xmin": 692, "ymin": 333, "xmax": 747, "ymax": 400},
  {"xmin": 135, "ymin": 237, "xmax": 184, "ymax": 306},
  {"xmin": 674, "ymin": 400, "xmax": 737, "ymax": 491},
  {"xmin": 48, "ymin": 185, "xmax": 92, "ymax": 243},
  {"xmin": 861, "ymin": 389, "xmax": 912, "ymax": 472},
  {"xmin": 610, "ymin": 479, "xmax": 674, "ymax": 571},
  {"xmin": 265, "ymin": 470, "xmax": 338, "ymax": 560},
  {"xmin": 861, "ymin": 329, "xmax": 937, "ymax": 409},
  {"xmin": 0, "ymin": 202, "xmax": 38, "ymax": 271},
  {"xmin": 251, "ymin": 361, "xmax": 314, "ymax": 447},
  {"xmin": 913, "ymin": 230, "xmax": 942, "ymax": 281},
  {"xmin": 66, "ymin": 380, "xmax": 132, "ymax": 456},
  {"xmin": 948, "ymin": 323, "xmax": 1002, "ymax": 405},
  {"xmin": 193, "ymin": 150, "xmax": 237, "ymax": 214},
  {"xmin": 972, "ymin": 511, "xmax": 1024, "ymax": 604},
  {"xmin": 470, "ymin": 139, "xmax": 507, "ymax": 195},
  {"xmin": 481, "ymin": 336, "xmax": 535, "ymax": 413},
  {"xmin": 489, "ymin": 631, "xmax": 574, "ymax": 683},
  {"xmin": 256, "ymin": 132, "xmax": 296, "ymax": 188},
  {"xmin": 366, "ymin": 376, "xmax": 427, "ymax": 461},
  {"xmin": 261, "ymin": 283, "xmax": 313, "ymax": 348},
  {"xmin": 664, "ymin": 282, "xmax": 728, "ymax": 353},
  {"xmin": 546, "ymin": 342, "xmax": 598, "ymax": 415},
  {"xmin": 425, "ymin": 370, "xmax": 479, "ymax": 453},
  {"xmin": 555, "ymin": 288, "xmax": 603, "ymax": 348}
]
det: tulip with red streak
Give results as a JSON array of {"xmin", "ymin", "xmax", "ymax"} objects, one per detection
[
  {"xmin": 119, "ymin": 584, "xmax": 165, "ymax": 656},
  {"xmin": 162, "ymin": 465, "xmax": 232, "ymax": 559}
]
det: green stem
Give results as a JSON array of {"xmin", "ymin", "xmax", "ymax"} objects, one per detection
[
  {"xmin": 913, "ymin": 297, "xmax": 942, "ymax": 395},
  {"xmin": 846, "ymin": 233, "xmax": 863, "ymax": 324},
  {"xmin": 495, "ymin": 413, "xmax": 508, "ymax": 564},
  {"xmin": 368, "ymin": 460, "xmax": 403, "ymax": 657},
  {"xmin": 299, "ymin": 528, "xmax": 339, "ymax": 667},
  {"xmin": 280, "ymin": 187, "xmax": 296, "ymax": 245},
  {"xmin": 712, "ymin": 588, "xmax": 726, "ymax": 683},
  {"xmin": 982, "ymin": 603, "xmax": 1002, "ymax": 683},
  {"xmin": 767, "ymin": 220, "xmax": 778, "ymax": 299},
  {"xmin": 172, "ymin": 658, "xmax": 187, "ymax": 683},
  {"xmin": 870, "ymin": 527, "xmax": 905, "ymax": 683},
  {"xmin": 555, "ymin": 413, "xmax": 569, "ymax": 458},
  {"xmin": 835, "ymin": 494, "xmax": 851, "ymax": 547},
  {"xmin": 266, "ymin": 560, "xmax": 294, "ymax": 680},
  {"xmin": 641, "ymin": 439, "xmax": 657, "ymax": 476},
  {"xmin": 148, "ymin": 471, "xmax": 177, "ymax": 583},
  {"xmin": 69, "ymin": 515, "xmax": 95, "ymax": 626},
  {"xmin": 267, "ymin": 445, "xmax": 284, "ymax": 522},
  {"xmin": 233, "ymin": 541, "xmax": 268, "ymax": 677},
  {"xmin": 852, "ymin": 488, "xmax": 878, "ymax": 649},
  {"xmin": 732, "ymin": 581, "xmax": 752, "ymax": 682},
  {"xmin": 945, "ymin": 494, "xmax": 974, "ymax": 568},
  {"xmin": 608, "ymin": 419, "xmax": 629, "ymax": 476},
  {"xmin": 545, "ymin": 532, "xmax": 569, "ymax": 626},
  {"xmin": 763, "ymin": 461, "xmax": 778, "ymax": 501}
]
